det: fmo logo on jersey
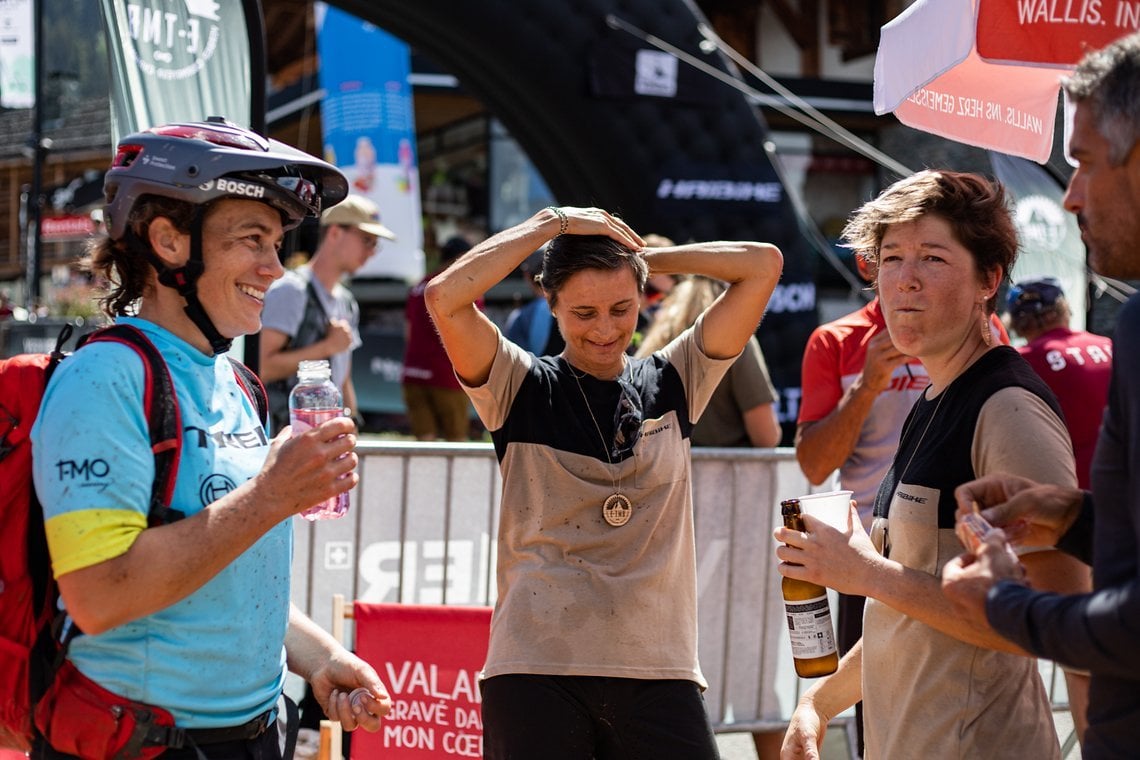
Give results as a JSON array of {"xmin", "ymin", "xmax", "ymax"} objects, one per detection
[{"xmin": 124, "ymin": 0, "xmax": 222, "ymax": 80}]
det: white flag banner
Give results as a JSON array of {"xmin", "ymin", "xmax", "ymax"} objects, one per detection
[
  {"xmin": 100, "ymin": 0, "xmax": 252, "ymax": 141},
  {"xmin": 990, "ymin": 152, "xmax": 1088, "ymax": 330},
  {"xmin": 0, "ymin": 0, "xmax": 33, "ymax": 109}
]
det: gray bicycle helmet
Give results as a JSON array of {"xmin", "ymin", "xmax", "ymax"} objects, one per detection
[
  {"xmin": 102, "ymin": 117, "xmax": 349, "ymax": 355},
  {"xmin": 103, "ymin": 117, "xmax": 348, "ymax": 240}
]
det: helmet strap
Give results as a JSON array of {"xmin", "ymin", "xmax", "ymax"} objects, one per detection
[{"xmin": 143, "ymin": 209, "xmax": 234, "ymax": 356}]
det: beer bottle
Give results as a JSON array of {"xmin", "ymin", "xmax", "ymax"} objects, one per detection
[{"xmin": 780, "ymin": 498, "xmax": 839, "ymax": 677}]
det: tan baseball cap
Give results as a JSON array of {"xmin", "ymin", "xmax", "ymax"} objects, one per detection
[{"xmin": 320, "ymin": 194, "xmax": 396, "ymax": 240}]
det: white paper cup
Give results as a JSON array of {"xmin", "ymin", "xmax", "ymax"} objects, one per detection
[{"xmin": 796, "ymin": 490, "xmax": 854, "ymax": 532}]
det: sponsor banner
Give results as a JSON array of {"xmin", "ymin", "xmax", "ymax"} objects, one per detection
[
  {"xmin": 990, "ymin": 152, "xmax": 1088, "ymax": 329},
  {"xmin": 99, "ymin": 0, "xmax": 252, "ymax": 141},
  {"xmin": 41, "ymin": 215, "xmax": 96, "ymax": 240},
  {"xmin": 316, "ymin": 3, "xmax": 423, "ymax": 282},
  {"xmin": 0, "ymin": 0, "xmax": 32, "ymax": 109},
  {"xmin": 352, "ymin": 603, "xmax": 490, "ymax": 759},
  {"xmin": 977, "ymin": 0, "xmax": 1138, "ymax": 66},
  {"xmin": 653, "ymin": 160, "xmax": 785, "ymax": 219}
]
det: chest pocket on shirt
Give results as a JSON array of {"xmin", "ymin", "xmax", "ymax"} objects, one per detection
[
  {"xmin": 633, "ymin": 413, "xmax": 685, "ymax": 489},
  {"xmin": 883, "ymin": 482, "xmax": 943, "ymax": 576}
]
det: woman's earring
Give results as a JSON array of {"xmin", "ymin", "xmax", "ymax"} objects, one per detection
[{"xmin": 980, "ymin": 312, "xmax": 995, "ymax": 347}]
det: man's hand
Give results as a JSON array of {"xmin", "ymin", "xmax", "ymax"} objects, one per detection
[
  {"xmin": 860, "ymin": 330, "xmax": 910, "ymax": 392},
  {"xmin": 954, "ymin": 474, "xmax": 1083, "ymax": 548},
  {"xmin": 942, "ymin": 529, "xmax": 1026, "ymax": 629},
  {"xmin": 323, "ymin": 318, "xmax": 354, "ymax": 355}
]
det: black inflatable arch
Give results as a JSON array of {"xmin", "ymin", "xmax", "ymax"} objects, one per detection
[{"xmin": 334, "ymin": 0, "xmax": 819, "ymax": 440}]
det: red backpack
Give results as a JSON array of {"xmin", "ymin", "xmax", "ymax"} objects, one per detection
[{"xmin": 0, "ymin": 323, "xmax": 266, "ymax": 752}]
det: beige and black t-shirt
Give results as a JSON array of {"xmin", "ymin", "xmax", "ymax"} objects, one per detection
[
  {"xmin": 462, "ymin": 318, "xmax": 734, "ymax": 686},
  {"xmin": 864, "ymin": 347, "xmax": 1076, "ymax": 759}
]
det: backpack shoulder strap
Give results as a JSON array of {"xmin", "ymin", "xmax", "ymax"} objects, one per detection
[
  {"xmin": 227, "ymin": 357, "xmax": 269, "ymax": 428},
  {"xmin": 304, "ymin": 271, "xmax": 331, "ymax": 323},
  {"xmin": 79, "ymin": 325, "xmax": 184, "ymax": 525}
]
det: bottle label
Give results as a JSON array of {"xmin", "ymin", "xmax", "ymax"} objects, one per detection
[
  {"xmin": 785, "ymin": 594, "xmax": 837, "ymax": 659},
  {"xmin": 290, "ymin": 407, "xmax": 342, "ymax": 434}
]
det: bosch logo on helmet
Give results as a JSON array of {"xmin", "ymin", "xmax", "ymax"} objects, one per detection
[{"xmin": 213, "ymin": 179, "xmax": 266, "ymax": 198}]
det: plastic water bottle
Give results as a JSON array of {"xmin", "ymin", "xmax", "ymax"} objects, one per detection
[{"xmin": 289, "ymin": 359, "xmax": 350, "ymax": 521}]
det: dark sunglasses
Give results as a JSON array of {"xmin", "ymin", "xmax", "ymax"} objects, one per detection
[{"xmin": 612, "ymin": 377, "xmax": 643, "ymax": 458}]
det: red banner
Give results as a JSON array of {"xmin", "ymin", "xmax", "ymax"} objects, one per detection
[
  {"xmin": 40, "ymin": 215, "xmax": 95, "ymax": 241},
  {"xmin": 976, "ymin": 0, "xmax": 1138, "ymax": 65},
  {"xmin": 351, "ymin": 603, "xmax": 491, "ymax": 759}
]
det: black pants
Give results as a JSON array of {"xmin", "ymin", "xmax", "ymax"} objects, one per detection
[
  {"xmin": 481, "ymin": 674, "xmax": 720, "ymax": 760},
  {"xmin": 837, "ymin": 592, "xmax": 866, "ymax": 757}
]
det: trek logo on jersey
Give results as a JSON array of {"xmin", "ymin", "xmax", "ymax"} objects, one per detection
[
  {"xmin": 185, "ymin": 425, "xmax": 268, "ymax": 450},
  {"xmin": 198, "ymin": 178, "xmax": 266, "ymax": 199},
  {"xmin": 54, "ymin": 458, "xmax": 111, "ymax": 492}
]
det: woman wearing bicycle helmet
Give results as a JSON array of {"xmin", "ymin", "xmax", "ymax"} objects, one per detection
[{"xmin": 30, "ymin": 119, "xmax": 390, "ymax": 759}]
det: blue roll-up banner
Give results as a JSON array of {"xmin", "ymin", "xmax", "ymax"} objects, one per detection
[
  {"xmin": 316, "ymin": 3, "xmax": 423, "ymax": 282},
  {"xmin": 99, "ymin": 0, "xmax": 252, "ymax": 141}
]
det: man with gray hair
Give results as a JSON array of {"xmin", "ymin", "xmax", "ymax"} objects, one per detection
[{"xmin": 945, "ymin": 31, "xmax": 1140, "ymax": 759}]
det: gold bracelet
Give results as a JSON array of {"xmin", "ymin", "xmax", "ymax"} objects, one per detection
[{"xmin": 546, "ymin": 206, "xmax": 568, "ymax": 237}]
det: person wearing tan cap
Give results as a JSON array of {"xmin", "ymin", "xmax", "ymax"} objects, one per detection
[{"xmin": 260, "ymin": 193, "xmax": 395, "ymax": 429}]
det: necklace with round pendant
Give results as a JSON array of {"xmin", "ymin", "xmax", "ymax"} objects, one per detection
[
  {"xmin": 602, "ymin": 493, "xmax": 633, "ymax": 527},
  {"xmin": 571, "ymin": 363, "xmax": 634, "ymax": 527}
]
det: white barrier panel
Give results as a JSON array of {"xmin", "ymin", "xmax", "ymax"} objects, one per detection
[{"xmin": 292, "ymin": 442, "xmax": 820, "ymax": 731}]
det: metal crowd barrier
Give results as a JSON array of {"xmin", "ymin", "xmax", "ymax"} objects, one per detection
[
  {"xmin": 290, "ymin": 441, "xmax": 1074, "ymax": 743},
  {"xmin": 292, "ymin": 441, "xmax": 824, "ymax": 733}
]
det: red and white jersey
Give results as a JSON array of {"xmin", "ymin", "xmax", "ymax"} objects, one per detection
[
  {"xmin": 799, "ymin": 299, "xmax": 929, "ymax": 524},
  {"xmin": 1018, "ymin": 326, "xmax": 1113, "ymax": 488}
]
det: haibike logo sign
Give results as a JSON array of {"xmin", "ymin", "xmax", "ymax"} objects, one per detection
[
  {"xmin": 199, "ymin": 179, "xmax": 266, "ymax": 198},
  {"xmin": 656, "ymin": 177, "xmax": 783, "ymax": 203},
  {"xmin": 124, "ymin": 0, "xmax": 222, "ymax": 81}
]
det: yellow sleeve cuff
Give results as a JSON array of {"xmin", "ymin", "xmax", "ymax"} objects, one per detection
[{"xmin": 44, "ymin": 509, "xmax": 147, "ymax": 577}]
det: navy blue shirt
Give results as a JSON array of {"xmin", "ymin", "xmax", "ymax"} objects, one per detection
[{"xmin": 987, "ymin": 294, "xmax": 1140, "ymax": 759}]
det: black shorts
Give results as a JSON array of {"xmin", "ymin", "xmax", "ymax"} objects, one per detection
[{"xmin": 481, "ymin": 674, "xmax": 719, "ymax": 760}]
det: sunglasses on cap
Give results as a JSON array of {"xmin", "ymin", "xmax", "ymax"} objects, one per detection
[{"xmin": 276, "ymin": 176, "xmax": 319, "ymax": 210}]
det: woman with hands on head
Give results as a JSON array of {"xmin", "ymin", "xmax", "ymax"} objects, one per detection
[
  {"xmin": 775, "ymin": 171, "xmax": 1089, "ymax": 759},
  {"xmin": 425, "ymin": 206, "xmax": 782, "ymax": 759}
]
